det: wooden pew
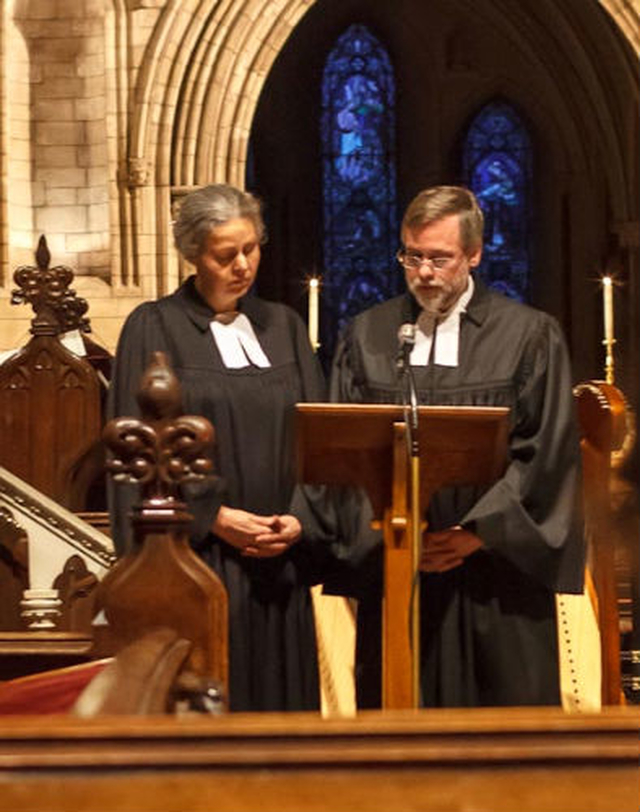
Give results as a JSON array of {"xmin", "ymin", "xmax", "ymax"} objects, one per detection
[
  {"xmin": 0, "ymin": 707, "xmax": 637, "ymax": 812},
  {"xmin": 95, "ymin": 351, "xmax": 228, "ymax": 696},
  {"xmin": 0, "ymin": 237, "xmax": 114, "ymax": 662},
  {"xmin": 0, "ymin": 235, "xmax": 110, "ymax": 515},
  {"xmin": 0, "ymin": 352, "xmax": 227, "ymax": 722}
]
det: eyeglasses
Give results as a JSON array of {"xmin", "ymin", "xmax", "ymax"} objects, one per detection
[{"xmin": 396, "ymin": 249, "xmax": 456, "ymax": 271}]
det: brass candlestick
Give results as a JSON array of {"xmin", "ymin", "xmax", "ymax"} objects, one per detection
[
  {"xmin": 603, "ymin": 336, "xmax": 616, "ymax": 385},
  {"xmin": 601, "ymin": 275, "xmax": 615, "ymax": 385}
]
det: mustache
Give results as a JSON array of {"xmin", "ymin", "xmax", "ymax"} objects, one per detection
[{"xmin": 409, "ymin": 279, "xmax": 444, "ymax": 293}]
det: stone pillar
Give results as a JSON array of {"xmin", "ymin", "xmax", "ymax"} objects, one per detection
[{"xmin": 13, "ymin": 0, "xmax": 109, "ymax": 280}]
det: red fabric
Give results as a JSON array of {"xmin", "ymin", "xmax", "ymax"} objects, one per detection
[{"xmin": 0, "ymin": 659, "xmax": 110, "ymax": 715}]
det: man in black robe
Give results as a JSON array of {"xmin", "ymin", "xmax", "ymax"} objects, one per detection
[{"xmin": 329, "ymin": 185, "xmax": 584, "ymax": 708}]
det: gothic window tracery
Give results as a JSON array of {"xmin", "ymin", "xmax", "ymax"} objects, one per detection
[
  {"xmin": 462, "ymin": 101, "xmax": 532, "ymax": 302},
  {"xmin": 321, "ymin": 24, "xmax": 399, "ymax": 337}
]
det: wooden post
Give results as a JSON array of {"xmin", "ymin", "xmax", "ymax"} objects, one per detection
[{"xmin": 98, "ymin": 352, "xmax": 228, "ymax": 700}]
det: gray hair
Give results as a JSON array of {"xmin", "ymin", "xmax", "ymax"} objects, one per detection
[
  {"xmin": 401, "ymin": 185, "xmax": 484, "ymax": 255},
  {"xmin": 173, "ymin": 184, "xmax": 266, "ymax": 262}
]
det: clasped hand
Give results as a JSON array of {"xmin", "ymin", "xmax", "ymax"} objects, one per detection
[
  {"xmin": 213, "ymin": 505, "xmax": 301, "ymax": 558},
  {"xmin": 419, "ymin": 525, "xmax": 483, "ymax": 573}
]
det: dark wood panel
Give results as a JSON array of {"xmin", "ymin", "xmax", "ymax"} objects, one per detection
[{"xmin": 0, "ymin": 707, "xmax": 637, "ymax": 812}]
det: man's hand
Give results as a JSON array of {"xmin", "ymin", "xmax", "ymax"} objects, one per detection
[
  {"xmin": 420, "ymin": 525, "xmax": 483, "ymax": 573},
  {"xmin": 213, "ymin": 506, "xmax": 301, "ymax": 558}
]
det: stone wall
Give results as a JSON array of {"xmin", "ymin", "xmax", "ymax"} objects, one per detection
[{"xmin": 0, "ymin": 0, "xmax": 316, "ymax": 352}]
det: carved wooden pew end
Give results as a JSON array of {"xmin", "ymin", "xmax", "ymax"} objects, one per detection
[{"xmin": 99, "ymin": 352, "xmax": 229, "ymax": 706}]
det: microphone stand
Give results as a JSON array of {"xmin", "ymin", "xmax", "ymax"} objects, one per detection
[{"xmin": 396, "ymin": 347, "xmax": 422, "ymax": 706}]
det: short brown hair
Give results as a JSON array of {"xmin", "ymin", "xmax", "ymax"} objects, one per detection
[{"xmin": 401, "ymin": 186, "xmax": 484, "ymax": 254}]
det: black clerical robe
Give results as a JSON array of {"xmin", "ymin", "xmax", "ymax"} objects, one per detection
[
  {"xmin": 329, "ymin": 278, "xmax": 584, "ymax": 708},
  {"xmin": 109, "ymin": 277, "xmax": 327, "ymax": 712}
]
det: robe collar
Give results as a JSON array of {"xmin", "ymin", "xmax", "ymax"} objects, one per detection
[
  {"xmin": 175, "ymin": 275, "xmax": 268, "ymax": 332},
  {"xmin": 462, "ymin": 273, "xmax": 492, "ymax": 326}
]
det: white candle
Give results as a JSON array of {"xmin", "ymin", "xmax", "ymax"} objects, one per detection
[
  {"xmin": 308, "ymin": 276, "xmax": 319, "ymax": 350},
  {"xmin": 602, "ymin": 276, "xmax": 614, "ymax": 344}
]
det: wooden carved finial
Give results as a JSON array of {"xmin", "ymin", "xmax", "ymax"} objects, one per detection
[
  {"xmin": 103, "ymin": 352, "xmax": 215, "ymax": 501},
  {"xmin": 97, "ymin": 353, "xmax": 227, "ymax": 691},
  {"xmin": 11, "ymin": 234, "xmax": 91, "ymax": 336}
]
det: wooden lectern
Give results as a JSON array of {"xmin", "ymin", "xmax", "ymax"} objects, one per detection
[{"xmin": 296, "ymin": 403, "xmax": 509, "ymax": 709}]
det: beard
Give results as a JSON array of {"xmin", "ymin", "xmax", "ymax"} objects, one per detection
[
  {"xmin": 408, "ymin": 279, "xmax": 456, "ymax": 317},
  {"xmin": 407, "ymin": 271, "xmax": 470, "ymax": 318},
  {"xmin": 409, "ymin": 284, "xmax": 444, "ymax": 316}
]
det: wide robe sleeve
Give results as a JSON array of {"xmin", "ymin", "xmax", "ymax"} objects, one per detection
[
  {"xmin": 289, "ymin": 308, "xmax": 326, "ymax": 404},
  {"xmin": 329, "ymin": 322, "xmax": 369, "ymax": 404},
  {"xmin": 107, "ymin": 302, "xmax": 228, "ymax": 555},
  {"xmin": 461, "ymin": 315, "xmax": 584, "ymax": 594},
  {"xmin": 285, "ymin": 311, "xmax": 344, "ymax": 585},
  {"xmin": 293, "ymin": 324, "xmax": 386, "ymax": 598}
]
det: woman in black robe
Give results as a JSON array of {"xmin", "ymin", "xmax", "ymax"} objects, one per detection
[{"xmin": 108, "ymin": 184, "xmax": 326, "ymax": 712}]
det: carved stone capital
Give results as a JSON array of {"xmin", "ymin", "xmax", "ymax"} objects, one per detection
[{"xmin": 123, "ymin": 157, "xmax": 151, "ymax": 189}]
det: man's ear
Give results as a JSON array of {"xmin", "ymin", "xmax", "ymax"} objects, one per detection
[{"xmin": 468, "ymin": 245, "xmax": 482, "ymax": 268}]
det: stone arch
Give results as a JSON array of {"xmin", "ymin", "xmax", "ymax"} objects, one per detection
[
  {"xmin": 123, "ymin": 0, "xmax": 317, "ymax": 298},
  {"xmin": 460, "ymin": 0, "xmax": 638, "ymax": 222},
  {"xmin": 120, "ymin": 0, "xmax": 637, "ymax": 299},
  {"xmin": 137, "ymin": 0, "xmax": 640, "ymax": 195},
  {"xmin": 126, "ymin": 0, "xmax": 640, "ymax": 183},
  {"xmin": 599, "ymin": 0, "xmax": 640, "ymax": 53}
]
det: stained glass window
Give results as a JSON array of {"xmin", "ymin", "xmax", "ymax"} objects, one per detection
[
  {"xmin": 321, "ymin": 24, "xmax": 398, "ymax": 340},
  {"xmin": 462, "ymin": 101, "xmax": 532, "ymax": 302}
]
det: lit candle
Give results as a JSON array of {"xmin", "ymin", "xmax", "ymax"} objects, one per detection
[
  {"xmin": 602, "ymin": 276, "xmax": 614, "ymax": 345},
  {"xmin": 308, "ymin": 276, "xmax": 320, "ymax": 350}
]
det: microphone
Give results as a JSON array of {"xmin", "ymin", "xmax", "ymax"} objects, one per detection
[
  {"xmin": 396, "ymin": 322, "xmax": 416, "ymax": 372},
  {"xmin": 396, "ymin": 322, "xmax": 419, "ymax": 457}
]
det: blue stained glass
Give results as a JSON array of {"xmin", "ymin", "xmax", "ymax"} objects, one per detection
[
  {"xmin": 321, "ymin": 25, "xmax": 399, "ymax": 334},
  {"xmin": 462, "ymin": 102, "xmax": 532, "ymax": 302}
]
